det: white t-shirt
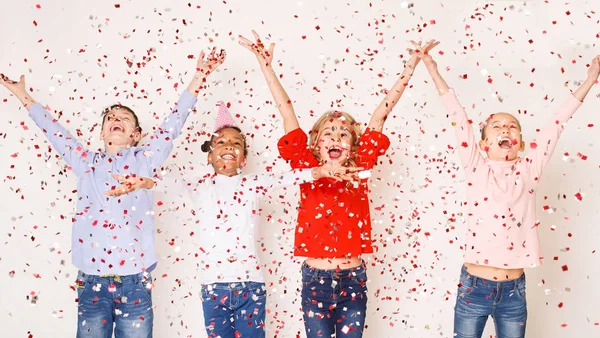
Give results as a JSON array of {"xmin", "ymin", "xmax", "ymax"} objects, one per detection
[{"xmin": 159, "ymin": 168, "xmax": 314, "ymax": 284}]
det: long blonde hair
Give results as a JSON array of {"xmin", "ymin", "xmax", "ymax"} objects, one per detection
[{"xmin": 308, "ymin": 111, "xmax": 362, "ymax": 168}]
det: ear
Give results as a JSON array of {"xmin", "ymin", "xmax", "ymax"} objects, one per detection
[
  {"xmin": 207, "ymin": 152, "xmax": 212, "ymax": 165},
  {"xmin": 479, "ymin": 139, "xmax": 489, "ymax": 152},
  {"xmin": 240, "ymin": 157, "xmax": 247, "ymax": 168},
  {"xmin": 519, "ymin": 140, "xmax": 525, "ymax": 152},
  {"xmin": 131, "ymin": 130, "xmax": 142, "ymax": 144}
]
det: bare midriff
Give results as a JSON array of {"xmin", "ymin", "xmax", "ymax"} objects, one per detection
[
  {"xmin": 464, "ymin": 263, "xmax": 524, "ymax": 281},
  {"xmin": 305, "ymin": 256, "xmax": 363, "ymax": 270}
]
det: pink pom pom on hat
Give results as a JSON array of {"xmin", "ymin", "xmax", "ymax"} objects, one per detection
[{"xmin": 213, "ymin": 101, "xmax": 238, "ymax": 132}]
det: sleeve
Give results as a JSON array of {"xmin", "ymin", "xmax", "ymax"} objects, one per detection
[
  {"xmin": 355, "ymin": 128, "xmax": 391, "ymax": 170},
  {"xmin": 439, "ymin": 89, "xmax": 485, "ymax": 176},
  {"xmin": 277, "ymin": 128, "xmax": 320, "ymax": 169},
  {"xmin": 247, "ymin": 169, "xmax": 315, "ymax": 196},
  {"xmin": 27, "ymin": 103, "xmax": 90, "ymax": 176},
  {"xmin": 526, "ymin": 94, "xmax": 582, "ymax": 180},
  {"xmin": 144, "ymin": 90, "xmax": 197, "ymax": 169}
]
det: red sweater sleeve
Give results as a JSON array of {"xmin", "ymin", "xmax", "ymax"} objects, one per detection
[
  {"xmin": 355, "ymin": 128, "xmax": 390, "ymax": 169},
  {"xmin": 277, "ymin": 128, "xmax": 320, "ymax": 169}
]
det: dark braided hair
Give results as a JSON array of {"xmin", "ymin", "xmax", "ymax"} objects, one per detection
[{"xmin": 201, "ymin": 126, "xmax": 248, "ymax": 156}]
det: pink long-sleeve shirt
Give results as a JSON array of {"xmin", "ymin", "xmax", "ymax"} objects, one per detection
[{"xmin": 441, "ymin": 90, "xmax": 582, "ymax": 268}]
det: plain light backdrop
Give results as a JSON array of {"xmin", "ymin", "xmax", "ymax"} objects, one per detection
[{"xmin": 0, "ymin": 0, "xmax": 599, "ymax": 337}]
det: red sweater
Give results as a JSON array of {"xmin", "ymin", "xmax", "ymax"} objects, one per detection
[{"xmin": 277, "ymin": 128, "xmax": 390, "ymax": 258}]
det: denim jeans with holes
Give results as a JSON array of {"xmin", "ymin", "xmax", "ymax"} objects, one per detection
[
  {"xmin": 75, "ymin": 270, "xmax": 153, "ymax": 338},
  {"xmin": 453, "ymin": 265, "xmax": 527, "ymax": 338},
  {"xmin": 301, "ymin": 261, "xmax": 368, "ymax": 338},
  {"xmin": 200, "ymin": 282, "xmax": 266, "ymax": 338}
]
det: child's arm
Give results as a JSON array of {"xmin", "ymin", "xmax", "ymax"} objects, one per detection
[
  {"xmin": 146, "ymin": 49, "xmax": 226, "ymax": 169},
  {"xmin": 0, "ymin": 75, "xmax": 90, "ymax": 176},
  {"xmin": 412, "ymin": 41, "xmax": 484, "ymax": 174},
  {"xmin": 239, "ymin": 31, "xmax": 300, "ymax": 134},
  {"xmin": 104, "ymin": 174, "xmax": 156, "ymax": 197},
  {"xmin": 527, "ymin": 55, "xmax": 599, "ymax": 178},
  {"xmin": 367, "ymin": 42, "xmax": 438, "ymax": 132},
  {"xmin": 253, "ymin": 165, "xmax": 365, "ymax": 195}
]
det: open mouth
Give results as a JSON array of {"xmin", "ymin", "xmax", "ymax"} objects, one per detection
[
  {"xmin": 221, "ymin": 153, "xmax": 236, "ymax": 161},
  {"xmin": 497, "ymin": 137, "xmax": 514, "ymax": 149},
  {"xmin": 110, "ymin": 125, "xmax": 125, "ymax": 133},
  {"xmin": 328, "ymin": 146, "xmax": 343, "ymax": 160}
]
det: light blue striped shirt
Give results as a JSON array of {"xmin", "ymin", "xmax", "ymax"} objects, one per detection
[{"xmin": 27, "ymin": 90, "xmax": 197, "ymax": 275}]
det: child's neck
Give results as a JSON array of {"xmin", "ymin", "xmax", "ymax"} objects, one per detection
[{"xmin": 104, "ymin": 143, "xmax": 133, "ymax": 155}]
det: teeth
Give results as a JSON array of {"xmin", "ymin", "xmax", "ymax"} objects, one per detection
[{"xmin": 222, "ymin": 154, "xmax": 234, "ymax": 160}]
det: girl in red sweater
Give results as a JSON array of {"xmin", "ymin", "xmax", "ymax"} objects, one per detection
[{"xmin": 240, "ymin": 31, "xmax": 438, "ymax": 337}]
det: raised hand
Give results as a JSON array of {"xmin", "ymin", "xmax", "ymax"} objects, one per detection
[
  {"xmin": 0, "ymin": 74, "xmax": 27, "ymax": 94},
  {"xmin": 239, "ymin": 30, "xmax": 275, "ymax": 69},
  {"xmin": 408, "ymin": 40, "xmax": 441, "ymax": 72},
  {"xmin": 104, "ymin": 174, "xmax": 155, "ymax": 197},
  {"xmin": 196, "ymin": 47, "xmax": 226, "ymax": 77},
  {"xmin": 587, "ymin": 55, "xmax": 600, "ymax": 83},
  {"xmin": 187, "ymin": 48, "xmax": 226, "ymax": 96},
  {"xmin": 573, "ymin": 55, "xmax": 600, "ymax": 101},
  {"xmin": 0, "ymin": 74, "xmax": 36, "ymax": 108}
]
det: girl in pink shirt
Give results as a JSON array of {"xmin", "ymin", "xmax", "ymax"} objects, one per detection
[{"xmin": 411, "ymin": 40, "xmax": 599, "ymax": 338}]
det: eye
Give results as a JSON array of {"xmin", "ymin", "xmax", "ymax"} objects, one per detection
[
  {"xmin": 122, "ymin": 117, "xmax": 131, "ymax": 122},
  {"xmin": 107, "ymin": 115, "xmax": 114, "ymax": 121},
  {"xmin": 341, "ymin": 132, "xmax": 349, "ymax": 138},
  {"xmin": 234, "ymin": 142, "xmax": 241, "ymax": 146},
  {"xmin": 323, "ymin": 132, "xmax": 331, "ymax": 136},
  {"xmin": 493, "ymin": 126, "xmax": 500, "ymax": 129},
  {"xmin": 510, "ymin": 125, "xmax": 517, "ymax": 129}
]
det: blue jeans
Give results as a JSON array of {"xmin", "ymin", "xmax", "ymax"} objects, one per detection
[
  {"xmin": 453, "ymin": 266, "xmax": 527, "ymax": 338},
  {"xmin": 301, "ymin": 261, "xmax": 368, "ymax": 338},
  {"xmin": 75, "ymin": 271, "xmax": 153, "ymax": 338},
  {"xmin": 200, "ymin": 282, "xmax": 266, "ymax": 338}
]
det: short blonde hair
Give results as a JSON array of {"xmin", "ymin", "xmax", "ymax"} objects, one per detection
[{"xmin": 308, "ymin": 111, "xmax": 362, "ymax": 167}]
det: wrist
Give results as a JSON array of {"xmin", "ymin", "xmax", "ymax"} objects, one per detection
[
  {"xmin": 311, "ymin": 167, "xmax": 322, "ymax": 179},
  {"xmin": 583, "ymin": 77, "xmax": 598, "ymax": 86},
  {"xmin": 261, "ymin": 65, "xmax": 275, "ymax": 72}
]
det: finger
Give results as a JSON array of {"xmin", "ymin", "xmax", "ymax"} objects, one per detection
[
  {"xmin": 238, "ymin": 40, "xmax": 255, "ymax": 51},
  {"xmin": 20, "ymin": 75, "xmax": 25, "ymax": 83},
  {"xmin": 251, "ymin": 30, "xmax": 260, "ymax": 41},
  {"xmin": 218, "ymin": 49, "xmax": 226, "ymax": 62},
  {"xmin": 267, "ymin": 43, "xmax": 275, "ymax": 58},
  {"xmin": 198, "ymin": 50, "xmax": 205, "ymax": 62},
  {"xmin": 112, "ymin": 174, "xmax": 127, "ymax": 182},
  {"xmin": 209, "ymin": 46, "xmax": 217, "ymax": 59},
  {"xmin": 238, "ymin": 35, "xmax": 254, "ymax": 45}
]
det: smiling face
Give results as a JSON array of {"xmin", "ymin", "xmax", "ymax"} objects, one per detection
[
  {"xmin": 100, "ymin": 106, "xmax": 142, "ymax": 148},
  {"xmin": 310, "ymin": 112, "xmax": 360, "ymax": 166},
  {"xmin": 206, "ymin": 127, "xmax": 247, "ymax": 176},
  {"xmin": 479, "ymin": 113, "xmax": 525, "ymax": 161}
]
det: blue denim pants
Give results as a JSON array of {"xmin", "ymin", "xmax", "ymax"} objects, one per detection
[
  {"xmin": 453, "ymin": 266, "xmax": 527, "ymax": 338},
  {"xmin": 75, "ymin": 270, "xmax": 153, "ymax": 338},
  {"xmin": 301, "ymin": 261, "xmax": 368, "ymax": 338},
  {"xmin": 200, "ymin": 282, "xmax": 266, "ymax": 338}
]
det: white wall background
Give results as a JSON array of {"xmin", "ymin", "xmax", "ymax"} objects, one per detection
[{"xmin": 1, "ymin": 0, "xmax": 599, "ymax": 337}]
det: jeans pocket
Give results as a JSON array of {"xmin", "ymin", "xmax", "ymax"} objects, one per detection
[
  {"xmin": 301, "ymin": 270, "xmax": 318, "ymax": 286},
  {"xmin": 457, "ymin": 280, "xmax": 475, "ymax": 297},
  {"xmin": 515, "ymin": 282, "xmax": 526, "ymax": 301},
  {"xmin": 138, "ymin": 275, "xmax": 153, "ymax": 303},
  {"xmin": 201, "ymin": 287, "xmax": 217, "ymax": 302},
  {"xmin": 250, "ymin": 284, "xmax": 267, "ymax": 301},
  {"xmin": 75, "ymin": 275, "xmax": 89, "ymax": 302}
]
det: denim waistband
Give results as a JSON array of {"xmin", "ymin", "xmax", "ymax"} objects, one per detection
[
  {"xmin": 78, "ymin": 270, "xmax": 151, "ymax": 284},
  {"xmin": 202, "ymin": 281, "xmax": 264, "ymax": 291},
  {"xmin": 302, "ymin": 260, "xmax": 367, "ymax": 279},
  {"xmin": 459, "ymin": 265, "xmax": 525, "ymax": 289}
]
